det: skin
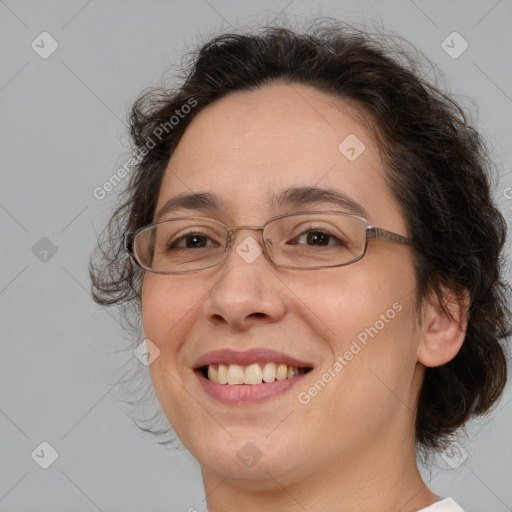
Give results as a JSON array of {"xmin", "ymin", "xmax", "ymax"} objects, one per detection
[{"xmin": 141, "ymin": 83, "xmax": 467, "ymax": 511}]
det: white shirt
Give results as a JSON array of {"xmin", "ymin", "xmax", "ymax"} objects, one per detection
[{"xmin": 418, "ymin": 498, "xmax": 466, "ymax": 511}]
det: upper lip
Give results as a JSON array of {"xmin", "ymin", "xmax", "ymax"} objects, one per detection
[{"xmin": 193, "ymin": 348, "xmax": 314, "ymax": 369}]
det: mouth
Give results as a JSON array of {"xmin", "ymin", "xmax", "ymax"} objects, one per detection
[
  {"xmin": 192, "ymin": 348, "xmax": 314, "ymax": 404},
  {"xmin": 198, "ymin": 362, "xmax": 312, "ymax": 384}
]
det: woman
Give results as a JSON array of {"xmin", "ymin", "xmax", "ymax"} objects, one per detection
[{"xmin": 90, "ymin": 20, "xmax": 511, "ymax": 511}]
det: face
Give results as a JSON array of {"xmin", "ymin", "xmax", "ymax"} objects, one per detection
[{"xmin": 141, "ymin": 83, "xmax": 423, "ymax": 490}]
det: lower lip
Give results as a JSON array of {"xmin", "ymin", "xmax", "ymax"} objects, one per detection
[{"xmin": 195, "ymin": 370, "xmax": 309, "ymax": 404}]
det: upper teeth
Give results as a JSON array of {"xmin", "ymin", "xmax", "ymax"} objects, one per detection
[{"xmin": 206, "ymin": 363, "xmax": 306, "ymax": 385}]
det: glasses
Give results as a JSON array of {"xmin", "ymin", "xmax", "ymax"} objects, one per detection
[{"xmin": 123, "ymin": 210, "xmax": 412, "ymax": 275}]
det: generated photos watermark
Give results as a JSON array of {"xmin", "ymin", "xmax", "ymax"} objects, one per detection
[
  {"xmin": 297, "ymin": 301, "xmax": 403, "ymax": 405},
  {"xmin": 93, "ymin": 96, "xmax": 197, "ymax": 200}
]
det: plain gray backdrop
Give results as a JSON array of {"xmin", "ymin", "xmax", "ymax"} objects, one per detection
[{"xmin": 1, "ymin": 1, "xmax": 511, "ymax": 511}]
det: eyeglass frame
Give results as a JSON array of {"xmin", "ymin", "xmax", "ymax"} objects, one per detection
[{"xmin": 123, "ymin": 210, "xmax": 413, "ymax": 275}]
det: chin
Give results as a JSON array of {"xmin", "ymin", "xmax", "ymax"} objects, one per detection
[{"xmin": 192, "ymin": 434, "xmax": 308, "ymax": 489}]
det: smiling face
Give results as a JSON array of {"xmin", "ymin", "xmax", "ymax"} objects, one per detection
[{"xmin": 141, "ymin": 82, "xmax": 425, "ymax": 493}]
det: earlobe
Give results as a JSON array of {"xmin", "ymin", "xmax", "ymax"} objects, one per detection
[{"xmin": 417, "ymin": 287, "xmax": 469, "ymax": 368}]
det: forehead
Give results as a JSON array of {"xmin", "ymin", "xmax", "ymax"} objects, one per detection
[{"xmin": 156, "ymin": 83, "xmax": 402, "ymax": 227}]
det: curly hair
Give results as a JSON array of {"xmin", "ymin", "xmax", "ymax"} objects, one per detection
[{"xmin": 90, "ymin": 19, "xmax": 511, "ymax": 454}]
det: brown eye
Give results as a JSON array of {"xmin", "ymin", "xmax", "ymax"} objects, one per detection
[
  {"xmin": 289, "ymin": 229, "xmax": 347, "ymax": 247},
  {"xmin": 167, "ymin": 232, "xmax": 217, "ymax": 250}
]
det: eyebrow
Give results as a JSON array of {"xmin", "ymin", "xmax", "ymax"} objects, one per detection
[{"xmin": 154, "ymin": 186, "xmax": 369, "ymax": 221}]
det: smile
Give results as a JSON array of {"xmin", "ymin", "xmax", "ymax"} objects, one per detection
[
  {"xmin": 203, "ymin": 362, "xmax": 311, "ymax": 384},
  {"xmin": 193, "ymin": 348, "xmax": 314, "ymax": 404}
]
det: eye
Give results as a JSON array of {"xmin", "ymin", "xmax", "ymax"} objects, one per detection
[
  {"xmin": 288, "ymin": 227, "xmax": 348, "ymax": 247},
  {"xmin": 166, "ymin": 230, "xmax": 219, "ymax": 250}
]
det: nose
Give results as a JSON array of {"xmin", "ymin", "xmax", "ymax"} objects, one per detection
[{"xmin": 201, "ymin": 229, "xmax": 287, "ymax": 331}]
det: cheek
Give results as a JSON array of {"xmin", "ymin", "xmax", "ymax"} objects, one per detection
[
  {"xmin": 292, "ymin": 251, "xmax": 415, "ymax": 339},
  {"xmin": 141, "ymin": 275, "xmax": 199, "ymax": 430},
  {"xmin": 330, "ymin": 257, "xmax": 418, "ymax": 389},
  {"xmin": 142, "ymin": 276, "xmax": 169, "ymax": 340},
  {"xmin": 141, "ymin": 275, "xmax": 193, "ymax": 363},
  {"xmin": 293, "ymin": 250, "xmax": 419, "ymax": 399}
]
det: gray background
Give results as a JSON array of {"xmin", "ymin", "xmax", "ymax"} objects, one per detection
[{"xmin": 1, "ymin": 1, "xmax": 511, "ymax": 511}]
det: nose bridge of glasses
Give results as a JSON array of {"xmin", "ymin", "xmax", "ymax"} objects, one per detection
[{"xmin": 226, "ymin": 224, "xmax": 265, "ymax": 251}]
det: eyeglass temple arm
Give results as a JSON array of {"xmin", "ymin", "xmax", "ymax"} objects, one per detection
[{"xmin": 367, "ymin": 227, "xmax": 411, "ymax": 245}]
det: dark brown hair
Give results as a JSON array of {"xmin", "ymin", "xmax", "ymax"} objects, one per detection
[{"xmin": 90, "ymin": 20, "xmax": 511, "ymax": 453}]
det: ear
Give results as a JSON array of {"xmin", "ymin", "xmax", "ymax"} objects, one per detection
[{"xmin": 417, "ymin": 286, "xmax": 470, "ymax": 368}]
